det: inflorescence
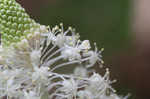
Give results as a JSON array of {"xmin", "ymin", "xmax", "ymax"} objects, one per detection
[
  {"xmin": 0, "ymin": 0, "xmax": 130, "ymax": 99},
  {"xmin": 0, "ymin": 24, "xmax": 129, "ymax": 99}
]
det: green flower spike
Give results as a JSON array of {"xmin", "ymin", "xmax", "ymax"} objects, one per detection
[{"xmin": 0, "ymin": 0, "xmax": 47, "ymax": 46}]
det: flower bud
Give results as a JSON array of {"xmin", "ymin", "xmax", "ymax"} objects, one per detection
[{"xmin": 0, "ymin": 0, "xmax": 47, "ymax": 46}]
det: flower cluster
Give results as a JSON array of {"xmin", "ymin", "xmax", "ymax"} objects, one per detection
[
  {"xmin": 0, "ymin": 24, "xmax": 129, "ymax": 99},
  {"xmin": 0, "ymin": 0, "xmax": 130, "ymax": 99}
]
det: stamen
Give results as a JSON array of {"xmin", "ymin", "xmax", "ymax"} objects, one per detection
[
  {"xmin": 41, "ymin": 45, "xmax": 56, "ymax": 62},
  {"xmin": 50, "ymin": 60, "xmax": 80, "ymax": 72},
  {"xmin": 50, "ymin": 57, "xmax": 91, "ymax": 72},
  {"xmin": 48, "ymin": 82, "xmax": 62, "ymax": 90},
  {"xmin": 44, "ymin": 47, "xmax": 64, "ymax": 62},
  {"xmin": 42, "ymin": 56, "xmax": 63, "ymax": 67}
]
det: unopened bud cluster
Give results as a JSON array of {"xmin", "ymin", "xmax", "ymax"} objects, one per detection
[{"xmin": 0, "ymin": 0, "xmax": 47, "ymax": 45}]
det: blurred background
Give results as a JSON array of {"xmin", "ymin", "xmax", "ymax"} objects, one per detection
[{"xmin": 16, "ymin": 0, "xmax": 150, "ymax": 99}]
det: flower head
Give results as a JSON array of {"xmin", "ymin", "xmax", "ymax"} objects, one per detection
[
  {"xmin": 0, "ymin": 24, "xmax": 129, "ymax": 99},
  {"xmin": 0, "ymin": 1, "xmax": 129, "ymax": 99}
]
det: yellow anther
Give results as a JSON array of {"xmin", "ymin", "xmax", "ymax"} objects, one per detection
[
  {"xmin": 68, "ymin": 27, "xmax": 72, "ymax": 30},
  {"xmin": 54, "ymin": 25, "xmax": 59, "ymax": 30},
  {"xmin": 101, "ymin": 48, "xmax": 104, "ymax": 52},
  {"xmin": 48, "ymin": 67, "xmax": 50, "ymax": 70},
  {"xmin": 101, "ymin": 60, "xmax": 104, "ymax": 64},
  {"xmin": 59, "ymin": 29, "xmax": 62, "ymax": 32},
  {"xmin": 60, "ymin": 23, "xmax": 63, "ymax": 26}
]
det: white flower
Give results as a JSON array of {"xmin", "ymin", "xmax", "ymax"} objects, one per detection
[
  {"xmin": 32, "ymin": 66, "xmax": 50, "ymax": 83},
  {"xmin": 54, "ymin": 33, "xmax": 66, "ymax": 47},
  {"xmin": 73, "ymin": 66, "xmax": 88, "ymax": 77},
  {"xmin": 86, "ymin": 69, "xmax": 116, "ymax": 98},
  {"xmin": 83, "ymin": 43, "xmax": 104, "ymax": 68},
  {"xmin": 61, "ymin": 40, "xmax": 91, "ymax": 61},
  {"xmin": 78, "ymin": 40, "xmax": 91, "ymax": 50},
  {"xmin": 77, "ymin": 90, "xmax": 93, "ymax": 99},
  {"xmin": 42, "ymin": 24, "xmax": 79, "ymax": 48},
  {"xmin": 24, "ymin": 91, "xmax": 41, "ymax": 99},
  {"xmin": 61, "ymin": 45, "xmax": 81, "ymax": 61},
  {"xmin": 0, "ymin": 24, "xmax": 129, "ymax": 99},
  {"xmin": 87, "ymin": 72, "xmax": 105, "ymax": 95},
  {"xmin": 30, "ymin": 50, "xmax": 41, "ymax": 67},
  {"xmin": 0, "ymin": 69, "xmax": 24, "ymax": 98},
  {"xmin": 5, "ymin": 77, "xmax": 21, "ymax": 98},
  {"xmin": 59, "ymin": 78, "xmax": 78, "ymax": 98},
  {"xmin": 42, "ymin": 31, "xmax": 55, "ymax": 46}
]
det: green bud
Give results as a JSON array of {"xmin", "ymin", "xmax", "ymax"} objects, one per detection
[{"xmin": 0, "ymin": 0, "xmax": 47, "ymax": 46}]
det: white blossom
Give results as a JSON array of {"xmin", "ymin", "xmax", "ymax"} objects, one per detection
[
  {"xmin": 0, "ymin": 24, "xmax": 129, "ymax": 99},
  {"xmin": 23, "ymin": 91, "xmax": 41, "ymax": 99},
  {"xmin": 83, "ymin": 43, "xmax": 104, "ymax": 68},
  {"xmin": 73, "ymin": 66, "xmax": 88, "ymax": 77},
  {"xmin": 32, "ymin": 66, "xmax": 50, "ymax": 83},
  {"xmin": 61, "ymin": 45, "xmax": 81, "ymax": 61}
]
